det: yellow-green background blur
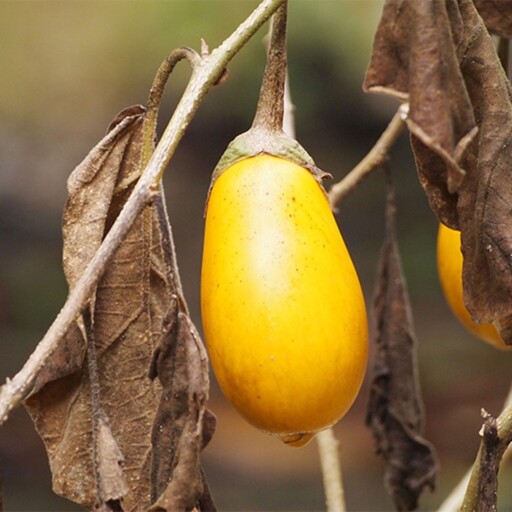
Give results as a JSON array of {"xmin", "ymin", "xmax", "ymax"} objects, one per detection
[{"xmin": 0, "ymin": 1, "xmax": 510, "ymax": 510}]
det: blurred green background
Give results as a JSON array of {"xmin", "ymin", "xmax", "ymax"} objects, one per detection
[{"xmin": 0, "ymin": 1, "xmax": 510, "ymax": 510}]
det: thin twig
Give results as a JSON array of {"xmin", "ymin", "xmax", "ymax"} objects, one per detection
[
  {"xmin": 328, "ymin": 103, "xmax": 408, "ymax": 209},
  {"xmin": 438, "ymin": 384, "xmax": 512, "ymax": 512},
  {"xmin": 0, "ymin": 0, "xmax": 285, "ymax": 428},
  {"xmin": 316, "ymin": 429, "xmax": 346, "ymax": 512},
  {"xmin": 460, "ymin": 383, "xmax": 512, "ymax": 512},
  {"xmin": 438, "ymin": 446, "xmax": 512, "ymax": 512},
  {"xmin": 143, "ymin": 47, "xmax": 201, "ymax": 166}
]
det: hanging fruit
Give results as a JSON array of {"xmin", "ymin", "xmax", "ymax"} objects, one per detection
[
  {"xmin": 200, "ymin": 2, "xmax": 368, "ymax": 446},
  {"xmin": 437, "ymin": 223, "xmax": 511, "ymax": 350}
]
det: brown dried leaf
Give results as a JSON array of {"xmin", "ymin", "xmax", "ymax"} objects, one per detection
[
  {"xmin": 456, "ymin": 0, "xmax": 512, "ymax": 339},
  {"xmin": 364, "ymin": 0, "xmax": 477, "ymax": 225},
  {"xmin": 63, "ymin": 104, "xmax": 146, "ymax": 290},
  {"xmin": 365, "ymin": 0, "xmax": 512, "ymax": 343},
  {"xmin": 29, "ymin": 106, "xmax": 146, "ymax": 394},
  {"xmin": 149, "ymin": 304, "xmax": 216, "ymax": 512},
  {"xmin": 81, "ymin": 307, "xmax": 129, "ymax": 511},
  {"xmin": 96, "ymin": 416, "xmax": 130, "ymax": 504},
  {"xmin": 25, "ymin": 88, "xmax": 214, "ymax": 510},
  {"xmin": 474, "ymin": 0, "xmax": 512, "ymax": 37},
  {"xmin": 366, "ymin": 175, "xmax": 438, "ymax": 511},
  {"xmin": 24, "ymin": 106, "xmax": 168, "ymax": 510}
]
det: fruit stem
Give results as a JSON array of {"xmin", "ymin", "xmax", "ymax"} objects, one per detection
[
  {"xmin": 316, "ymin": 429, "xmax": 346, "ymax": 512},
  {"xmin": 251, "ymin": 0, "xmax": 288, "ymax": 133}
]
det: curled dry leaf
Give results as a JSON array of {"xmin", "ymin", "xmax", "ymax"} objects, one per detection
[
  {"xmin": 25, "ymin": 106, "xmax": 163, "ymax": 510},
  {"xmin": 29, "ymin": 107, "xmax": 147, "ymax": 395},
  {"xmin": 365, "ymin": 0, "xmax": 512, "ymax": 343},
  {"xmin": 23, "ymin": 101, "xmax": 214, "ymax": 511},
  {"xmin": 149, "ymin": 307, "xmax": 216, "ymax": 512},
  {"xmin": 366, "ymin": 174, "xmax": 437, "ymax": 511}
]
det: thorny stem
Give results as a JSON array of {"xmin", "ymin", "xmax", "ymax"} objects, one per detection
[
  {"xmin": 316, "ymin": 429, "xmax": 346, "ymax": 512},
  {"xmin": 252, "ymin": 0, "xmax": 288, "ymax": 132},
  {"xmin": 460, "ymin": 384, "xmax": 512, "ymax": 512},
  {"xmin": 0, "ymin": 0, "xmax": 285, "ymax": 427},
  {"xmin": 328, "ymin": 104, "xmax": 408, "ymax": 209}
]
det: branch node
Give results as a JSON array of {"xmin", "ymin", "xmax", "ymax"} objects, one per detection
[{"xmin": 399, "ymin": 102, "xmax": 410, "ymax": 121}]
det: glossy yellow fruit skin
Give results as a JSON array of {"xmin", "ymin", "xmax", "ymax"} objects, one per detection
[
  {"xmin": 437, "ymin": 223, "xmax": 511, "ymax": 350},
  {"xmin": 201, "ymin": 155, "xmax": 368, "ymax": 446}
]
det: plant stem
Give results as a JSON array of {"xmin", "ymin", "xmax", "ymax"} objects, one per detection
[
  {"xmin": 252, "ymin": 0, "xmax": 288, "ymax": 132},
  {"xmin": 143, "ymin": 47, "xmax": 201, "ymax": 166},
  {"xmin": 328, "ymin": 103, "xmax": 408, "ymax": 209},
  {"xmin": 316, "ymin": 429, "xmax": 346, "ymax": 512},
  {"xmin": 460, "ymin": 383, "xmax": 512, "ymax": 512},
  {"xmin": 438, "ymin": 445, "xmax": 512, "ymax": 512},
  {"xmin": 0, "ymin": 0, "xmax": 285, "ymax": 428}
]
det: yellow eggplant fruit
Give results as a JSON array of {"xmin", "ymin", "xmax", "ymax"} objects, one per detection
[
  {"xmin": 437, "ymin": 223, "xmax": 510, "ymax": 350},
  {"xmin": 201, "ymin": 154, "xmax": 368, "ymax": 446}
]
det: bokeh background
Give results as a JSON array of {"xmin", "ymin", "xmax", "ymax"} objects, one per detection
[{"xmin": 0, "ymin": 1, "xmax": 510, "ymax": 510}]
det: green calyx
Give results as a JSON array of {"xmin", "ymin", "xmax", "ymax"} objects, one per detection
[
  {"xmin": 211, "ymin": 126, "xmax": 330, "ymax": 185},
  {"xmin": 207, "ymin": 2, "xmax": 332, "ymax": 198}
]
